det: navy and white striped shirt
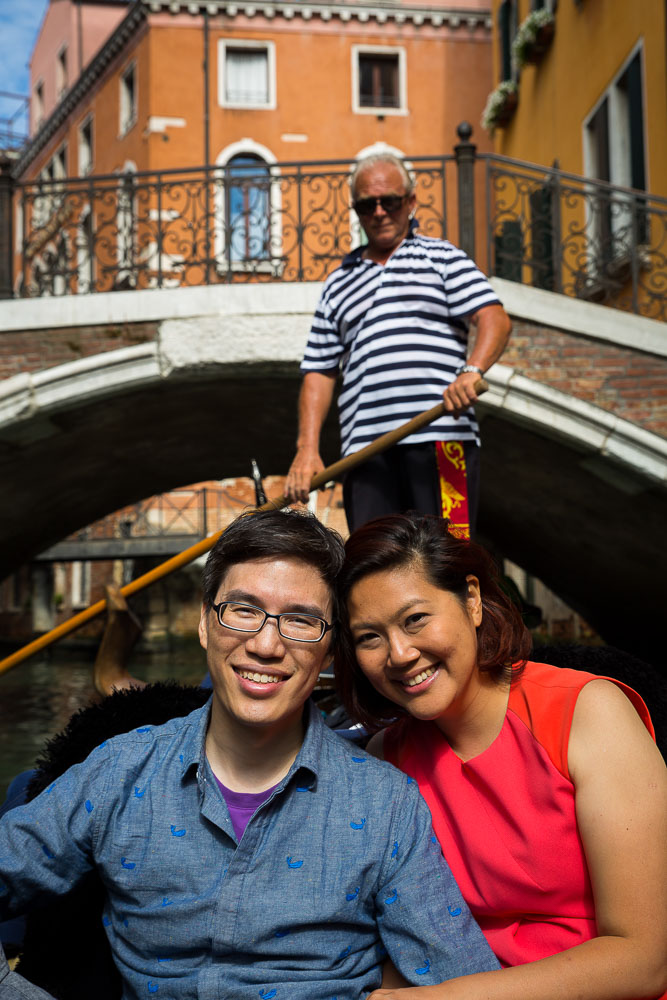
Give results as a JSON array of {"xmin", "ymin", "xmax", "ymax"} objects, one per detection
[{"xmin": 301, "ymin": 229, "xmax": 500, "ymax": 456}]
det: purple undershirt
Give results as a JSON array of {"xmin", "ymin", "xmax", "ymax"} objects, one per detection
[{"xmin": 213, "ymin": 774, "xmax": 279, "ymax": 841}]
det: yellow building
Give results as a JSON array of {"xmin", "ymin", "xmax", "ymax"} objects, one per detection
[
  {"xmin": 486, "ymin": 0, "xmax": 667, "ymax": 197},
  {"xmin": 477, "ymin": 0, "xmax": 667, "ymax": 313}
]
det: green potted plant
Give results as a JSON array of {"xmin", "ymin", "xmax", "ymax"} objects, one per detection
[
  {"xmin": 481, "ymin": 80, "xmax": 518, "ymax": 134},
  {"xmin": 512, "ymin": 9, "xmax": 555, "ymax": 67}
]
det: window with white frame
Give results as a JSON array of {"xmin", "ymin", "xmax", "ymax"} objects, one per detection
[
  {"xmin": 226, "ymin": 154, "xmax": 271, "ymax": 260},
  {"xmin": 214, "ymin": 142, "xmax": 283, "ymax": 273},
  {"xmin": 583, "ymin": 45, "xmax": 647, "ymax": 267},
  {"xmin": 71, "ymin": 561, "xmax": 91, "ymax": 608},
  {"xmin": 77, "ymin": 204, "xmax": 94, "ymax": 293},
  {"xmin": 116, "ymin": 162, "xmax": 137, "ymax": 287},
  {"xmin": 56, "ymin": 45, "xmax": 68, "ymax": 98},
  {"xmin": 34, "ymin": 80, "xmax": 44, "ymax": 130},
  {"xmin": 78, "ymin": 116, "xmax": 93, "ymax": 175},
  {"xmin": 119, "ymin": 62, "xmax": 137, "ymax": 135},
  {"xmin": 218, "ymin": 40, "xmax": 275, "ymax": 109},
  {"xmin": 352, "ymin": 46, "xmax": 407, "ymax": 114}
]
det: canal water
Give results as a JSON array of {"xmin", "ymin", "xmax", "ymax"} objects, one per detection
[{"xmin": 0, "ymin": 642, "xmax": 207, "ymax": 803}]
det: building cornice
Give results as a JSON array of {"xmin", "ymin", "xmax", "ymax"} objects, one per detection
[
  {"xmin": 147, "ymin": 1, "xmax": 491, "ymax": 29},
  {"xmin": 14, "ymin": 0, "xmax": 490, "ymax": 178}
]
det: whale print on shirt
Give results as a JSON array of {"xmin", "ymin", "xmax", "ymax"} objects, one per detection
[
  {"xmin": 170, "ymin": 825, "xmax": 186, "ymax": 837},
  {"xmin": 415, "ymin": 958, "xmax": 430, "ymax": 975},
  {"xmin": 286, "ymin": 856, "xmax": 303, "ymax": 869},
  {"xmin": 346, "ymin": 886, "xmax": 360, "ymax": 901},
  {"xmin": 85, "ymin": 800, "xmax": 94, "ymax": 814},
  {"xmin": 259, "ymin": 990, "xmax": 277, "ymax": 999},
  {"xmin": 385, "ymin": 889, "xmax": 398, "ymax": 905},
  {"xmin": 448, "ymin": 905, "xmax": 462, "ymax": 916},
  {"xmin": 349, "ymin": 818, "xmax": 366, "ymax": 830}
]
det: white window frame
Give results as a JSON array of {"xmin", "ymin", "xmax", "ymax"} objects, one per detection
[
  {"xmin": 71, "ymin": 561, "xmax": 91, "ymax": 609},
  {"xmin": 78, "ymin": 114, "xmax": 94, "ymax": 176},
  {"xmin": 351, "ymin": 45, "xmax": 407, "ymax": 116},
  {"xmin": 116, "ymin": 160, "xmax": 137, "ymax": 287},
  {"xmin": 77, "ymin": 203, "xmax": 95, "ymax": 294},
  {"xmin": 119, "ymin": 61, "xmax": 137, "ymax": 137},
  {"xmin": 33, "ymin": 79, "xmax": 44, "ymax": 131},
  {"xmin": 582, "ymin": 41, "xmax": 647, "ymax": 271},
  {"xmin": 213, "ymin": 139, "xmax": 283, "ymax": 273},
  {"xmin": 218, "ymin": 40, "xmax": 276, "ymax": 110},
  {"xmin": 56, "ymin": 44, "xmax": 68, "ymax": 99}
]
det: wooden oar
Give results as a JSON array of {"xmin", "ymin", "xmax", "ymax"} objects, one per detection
[{"xmin": 0, "ymin": 381, "xmax": 487, "ymax": 677}]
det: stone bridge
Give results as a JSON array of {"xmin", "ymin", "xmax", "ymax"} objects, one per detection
[{"xmin": 1, "ymin": 279, "xmax": 666, "ymax": 663}]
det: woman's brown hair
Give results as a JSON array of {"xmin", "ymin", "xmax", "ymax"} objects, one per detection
[{"xmin": 334, "ymin": 513, "xmax": 531, "ymax": 732}]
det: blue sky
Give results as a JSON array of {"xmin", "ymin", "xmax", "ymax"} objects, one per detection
[{"xmin": 0, "ymin": 0, "xmax": 50, "ymax": 133}]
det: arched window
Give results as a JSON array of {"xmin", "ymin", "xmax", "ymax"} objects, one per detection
[{"xmin": 226, "ymin": 153, "xmax": 271, "ymax": 261}]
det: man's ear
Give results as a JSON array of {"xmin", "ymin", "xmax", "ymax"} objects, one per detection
[{"xmin": 198, "ymin": 605, "xmax": 209, "ymax": 650}]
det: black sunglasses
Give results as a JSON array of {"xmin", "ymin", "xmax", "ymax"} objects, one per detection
[{"xmin": 352, "ymin": 194, "xmax": 408, "ymax": 217}]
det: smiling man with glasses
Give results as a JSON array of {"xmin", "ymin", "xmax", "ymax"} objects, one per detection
[
  {"xmin": 0, "ymin": 508, "xmax": 499, "ymax": 1000},
  {"xmin": 285, "ymin": 152, "xmax": 513, "ymax": 540}
]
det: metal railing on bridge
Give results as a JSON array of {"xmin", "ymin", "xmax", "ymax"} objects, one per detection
[
  {"xmin": 2, "ymin": 131, "xmax": 666, "ymax": 321},
  {"xmin": 36, "ymin": 485, "xmax": 248, "ymax": 562}
]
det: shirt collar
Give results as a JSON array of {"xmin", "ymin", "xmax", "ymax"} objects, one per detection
[
  {"xmin": 179, "ymin": 697, "xmax": 323, "ymax": 785},
  {"xmin": 180, "ymin": 697, "xmax": 212, "ymax": 779},
  {"xmin": 341, "ymin": 216, "xmax": 418, "ymax": 268}
]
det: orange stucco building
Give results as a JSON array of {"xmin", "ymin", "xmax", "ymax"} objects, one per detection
[
  {"xmin": 23, "ymin": 0, "xmax": 494, "ymax": 180},
  {"xmin": 12, "ymin": 0, "xmax": 497, "ymax": 294}
]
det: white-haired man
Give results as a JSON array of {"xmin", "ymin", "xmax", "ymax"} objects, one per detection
[{"xmin": 285, "ymin": 153, "xmax": 512, "ymax": 538}]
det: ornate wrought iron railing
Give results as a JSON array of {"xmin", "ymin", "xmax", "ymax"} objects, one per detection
[
  {"xmin": 5, "ymin": 148, "xmax": 667, "ymax": 321},
  {"xmin": 483, "ymin": 155, "xmax": 667, "ymax": 322},
  {"xmin": 14, "ymin": 157, "xmax": 453, "ymax": 296}
]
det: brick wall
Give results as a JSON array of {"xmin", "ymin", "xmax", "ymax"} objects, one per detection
[
  {"xmin": 502, "ymin": 321, "xmax": 667, "ymax": 438},
  {"xmin": 0, "ymin": 321, "xmax": 159, "ymax": 380}
]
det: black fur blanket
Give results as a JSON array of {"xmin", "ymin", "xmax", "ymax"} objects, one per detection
[{"xmin": 15, "ymin": 682, "xmax": 209, "ymax": 1000}]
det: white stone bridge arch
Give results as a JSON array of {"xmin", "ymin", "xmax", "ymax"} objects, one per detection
[{"xmin": 0, "ymin": 281, "xmax": 665, "ymax": 661}]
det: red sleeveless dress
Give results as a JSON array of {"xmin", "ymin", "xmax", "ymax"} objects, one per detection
[{"xmin": 384, "ymin": 661, "xmax": 655, "ymax": 968}]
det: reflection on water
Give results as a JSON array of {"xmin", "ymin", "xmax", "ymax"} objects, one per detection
[{"xmin": 0, "ymin": 643, "xmax": 207, "ymax": 803}]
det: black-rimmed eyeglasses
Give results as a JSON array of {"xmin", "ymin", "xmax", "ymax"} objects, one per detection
[
  {"xmin": 352, "ymin": 194, "xmax": 408, "ymax": 217},
  {"xmin": 210, "ymin": 601, "xmax": 334, "ymax": 643}
]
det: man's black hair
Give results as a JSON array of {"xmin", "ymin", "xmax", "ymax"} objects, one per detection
[{"xmin": 202, "ymin": 508, "xmax": 345, "ymax": 622}]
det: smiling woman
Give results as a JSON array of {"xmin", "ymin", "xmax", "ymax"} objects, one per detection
[{"xmin": 335, "ymin": 513, "xmax": 667, "ymax": 1000}]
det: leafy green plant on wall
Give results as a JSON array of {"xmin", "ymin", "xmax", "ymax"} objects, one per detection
[
  {"xmin": 512, "ymin": 9, "xmax": 555, "ymax": 67},
  {"xmin": 481, "ymin": 80, "xmax": 518, "ymax": 135}
]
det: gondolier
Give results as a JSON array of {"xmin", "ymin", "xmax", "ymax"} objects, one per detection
[{"xmin": 285, "ymin": 152, "xmax": 512, "ymax": 537}]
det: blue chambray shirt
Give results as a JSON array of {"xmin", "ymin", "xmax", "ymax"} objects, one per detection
[{"xmin": 0, "ymin": 700, "xmax": 499, "ymax": 999}]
